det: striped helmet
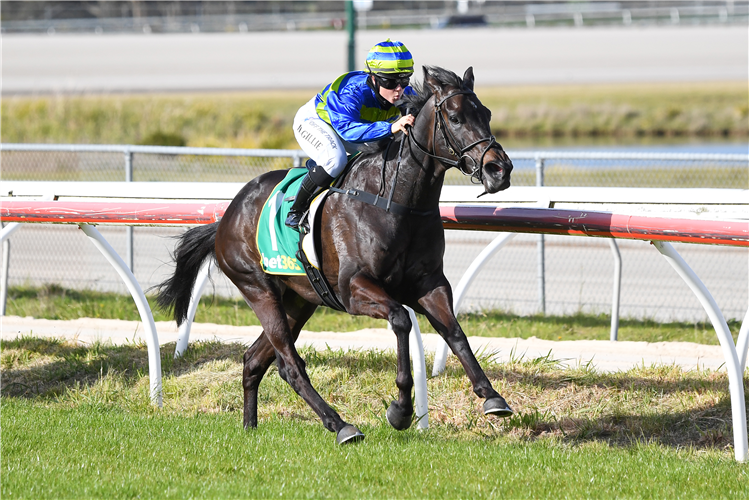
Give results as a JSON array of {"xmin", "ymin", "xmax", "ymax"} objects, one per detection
[{"xmin": 365, "ymin": 39, "xmax": 414, "ymax": 76}]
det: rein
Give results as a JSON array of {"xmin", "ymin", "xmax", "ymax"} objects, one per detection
[{"xmin": 330, "ymin": 113, "xmax": 438, "ymax": 218}]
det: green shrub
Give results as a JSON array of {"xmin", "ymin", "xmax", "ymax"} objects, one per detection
[{"xmin": 137, "ymin": 130, "xmax": 187, "ymax": 147}]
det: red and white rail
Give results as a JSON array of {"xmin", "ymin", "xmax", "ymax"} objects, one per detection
[{"xmin": 1, "ymin": 181, "xmax": 747, "ymax": 460}]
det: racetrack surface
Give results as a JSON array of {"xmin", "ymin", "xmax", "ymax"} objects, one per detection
[
  {"xmin": 3, "ymin": 25, "xmax": 746, "ymax": 94},
  {"xmin": 1, "ymin": 315, "xmax": 728, "ymax": 373}
]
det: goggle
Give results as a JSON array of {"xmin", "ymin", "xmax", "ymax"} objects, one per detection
[{"xmin": 375, "ymin": 74, "xmax": 410, "ymax": 90}]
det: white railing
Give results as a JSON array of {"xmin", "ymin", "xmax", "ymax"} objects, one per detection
[
  {"xmin": 1, "ymin": 144, "xmax": 747, "ymax": 322},
  {"xmin": 1, "ymin": 180, "xmax": 747, "ymax": 461}
]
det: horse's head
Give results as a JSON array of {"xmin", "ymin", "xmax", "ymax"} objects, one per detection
[{"xmin": 404, "ymin": 66, "xmax": 513, "ymax": 195}]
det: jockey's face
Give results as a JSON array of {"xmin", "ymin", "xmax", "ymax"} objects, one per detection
[{"xmin": 372, "ymin": 75, "xmax": 405, "ymax": 104}]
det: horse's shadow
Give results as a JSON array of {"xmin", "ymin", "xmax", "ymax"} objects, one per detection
[
  {"xmin": 0, "ymin": 336, "xmax": 398, "ymax": 399},
  {"xmin": 1, "ymin": 336, "xmax": 159, "ymax": 398},
  {"xmin": 472, "ymin": 360, "xmax": 744, "ymax": 451}
]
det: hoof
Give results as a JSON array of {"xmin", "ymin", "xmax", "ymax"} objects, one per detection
[
  {"xmin": 386, "ymin": 401, "xmax": 413, "ymax": 431},
  {"xmin": 483, "ymin": 397, "xmax": 513, "ymax": 418},
  {"xmin": 336, "ymin": 425, "xmax": 365, "ymax": 445}
]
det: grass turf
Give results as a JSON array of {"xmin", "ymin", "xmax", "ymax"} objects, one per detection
[
  {"xmin": 2, "ymin": 336, "xmax": 747, "ymax": 498},
  {"xmin": 4, "ymin": 400, "xmax": 747, "ymax": 499}
]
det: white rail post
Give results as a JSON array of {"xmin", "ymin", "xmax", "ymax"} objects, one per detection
[
  {"xmin": 175, "ymin": 259, "xmax": 214, "ymax": 358},
  {"xmin": 737, "ymin": 307, "xmax": 749, "ymax": 374},
  {"xmin": 405, "ymin": 306, "xmax": 429, "ymax": 429},
  {"xmin": 652, "ymin": 240, "xmax": 747, "ymax": 462},
  {"xmin": 124, "ymin": 148, "xmax": 134, "ymax": 272},
  {"xmin": 433, "ymin": 233, "xmax": 517, "ymax": 376},
  {"xmin": 0, "ymin": 222, "xmax": 22, "ymax": 316},
  {"xmin": 608, "ymin": 239, "xmax": 622, "ymax": 341},
  {"xmin": 292, "ymin": 151, "xmax": 304, "ymax": 169},
  {"xmin": 1, "ymin": 223, "xmax": 11, "ymax": 316},
  {"xmin": 79, "ymin": 223, "xmax": 163, "ymax": 407},
  {"xmin": 535, "ymin": 155, "xmax": 546, "ymax": 315}
]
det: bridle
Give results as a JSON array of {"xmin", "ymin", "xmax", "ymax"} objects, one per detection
[{"xmin": 407, "ymin": 90, "xmax": 499, "ymax": 185}]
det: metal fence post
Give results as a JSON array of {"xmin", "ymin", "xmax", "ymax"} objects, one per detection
[
  {"xmin": 1, "ymin": 222, "xmax": 9, "ymax": 316},
  {"xmin": 125, "ymin": 148, "xmax": 134, "ymax": 272},
  {"xmin": 292, "ymin": 151, "xmax": 303, "ymax": 169},
  {"xmin": 535, "ymin": 155, "xmax": 546, "ymax": 314},
  {"xmin": 609, "ymin": 239, "xmax": 622, "ymax": 341}
]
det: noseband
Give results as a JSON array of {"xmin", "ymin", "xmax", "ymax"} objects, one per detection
[{"xmin": 408, "ymin": 90, "xmax": 498, "ymax": 184}]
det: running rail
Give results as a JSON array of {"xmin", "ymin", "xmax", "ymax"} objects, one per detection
[{"xmin": 1, "ymin": 188, "xmax": 747, "ymax": 460}]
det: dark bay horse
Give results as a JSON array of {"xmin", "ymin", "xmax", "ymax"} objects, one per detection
[{"xmin": 155, "ymin": 66, "xmax": 514, "ymax": 444}]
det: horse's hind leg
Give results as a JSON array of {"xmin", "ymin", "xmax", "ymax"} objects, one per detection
[
  {"xmin": 242, "ymin": 333, "xmax": 275, "ymax": 429},
  {"xmin": 415, "ymin": 278, "xmax": 512, "ymax": 418},
  {"xmin": 243, "ymin": 290, "xmax": 318, "ymax": 430},
  {"xmin": 236, "ymin": 282, "xmax": 363, "ymax": 443},
  {"xmin": 346, "ymin": 274, "xmax": 414, "ymax": 430},
  {"xmin": 242, "ymin": 292, "xmax": 317, "ymax": 429}
]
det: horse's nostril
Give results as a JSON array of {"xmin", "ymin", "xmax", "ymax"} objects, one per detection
[{"xmin": 484, "ymin": 162, "xmax": 504, "ymax": 177}]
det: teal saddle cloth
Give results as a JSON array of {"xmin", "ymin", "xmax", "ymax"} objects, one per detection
[{"xmin": 255, "ymin": 168, "xmax": 308, "ymax": 276}]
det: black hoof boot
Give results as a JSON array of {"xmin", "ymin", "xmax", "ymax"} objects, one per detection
[
  {"xmin": 336, "ymin": 425, "xmax": 365, "ymax": 445},
  {"xmin": 386, "ymin": 401, "xmax": 413, "ymax": 431},
  {"xmin": 483, "ymin": 397, "xmax": 513, "ymax": 418},
  {"xmin": 285, "ymin": 210, "xmax": 304, "ymax": 231}
]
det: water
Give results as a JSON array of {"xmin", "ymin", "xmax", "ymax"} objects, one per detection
[{"xmin": 505, "ymin": 137, "xmax": 749, "ymax": 155}]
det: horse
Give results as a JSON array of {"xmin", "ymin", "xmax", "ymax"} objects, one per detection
[{"xmin": 155, "ymin": 66, "xmax": 514, "ymax": 444}]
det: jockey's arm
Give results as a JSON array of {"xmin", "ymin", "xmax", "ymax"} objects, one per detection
[{"xmin": 325, "ymin": 90, "xmax": 396, "ymax": 143}]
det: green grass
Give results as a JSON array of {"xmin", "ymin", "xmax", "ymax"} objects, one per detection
[
  {"xmin": 4, "ymin": 284, "xmax": 741, "ymax": 345},
  {"xmin": 4, "ymin": 401, "xmax": 747, "ymax": 499},
  {"xmin": 2, "ymin": 337, "xmax": 747, "ymax": 498},
  {"xmin": 478, "ymin": 81, "xmax": 748, "ymax": 140},
  {"xmin": 2, "ymin": 82, "xmax": 746, "ymax": 150}
]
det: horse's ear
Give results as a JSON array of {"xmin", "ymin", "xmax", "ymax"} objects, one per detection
[
  {"xmin": 463, "ymin": 67, "xmax": 475, "ymax": 91},
  {"xmin": 423, "ymin": 66, "xmax": 443, "ymax": 95}
]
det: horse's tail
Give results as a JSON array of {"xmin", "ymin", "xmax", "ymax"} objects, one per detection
[{"xmin": 153, "ymin": 222, "xmax": 218, "ymax": 326}]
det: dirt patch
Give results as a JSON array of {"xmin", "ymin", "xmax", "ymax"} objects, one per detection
[{"xmin": 0, "ymin": 315, "xmax": 732, "ymax": 373}]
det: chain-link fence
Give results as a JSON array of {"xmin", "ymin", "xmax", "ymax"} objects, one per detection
[
  {"xmin": 2, "ymin": 2, "xmax": 747, "ymax": 34},
  {"xmin": 1, "ymin": 144, "xmax": 747, "ymax": 323}
]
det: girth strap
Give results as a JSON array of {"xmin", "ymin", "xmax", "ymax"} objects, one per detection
[
  {"xmin": 329, "ymin": 186, "xmax": 438, "ymax": 217},
  {"xmin": 296, "ymin": 239, "xmax": 347, "ymax": 312}
]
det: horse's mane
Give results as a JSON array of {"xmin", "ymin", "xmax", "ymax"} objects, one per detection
[
  {"xmin": 358, "ymin": 66, "xmax": 464, "ymax": 156},
  {"xmin": 397, "ymin": 65, "xmax": 463, "ymax": 115}
]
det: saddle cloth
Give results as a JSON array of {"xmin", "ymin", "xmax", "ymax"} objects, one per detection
[{"xmin": 256, "ymin": 168, "xmax": 328, "ymax": 276}]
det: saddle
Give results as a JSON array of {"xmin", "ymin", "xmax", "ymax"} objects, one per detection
[{"xmin": 256, "ymin": 166, "xmax": 348, "ymax": 311}]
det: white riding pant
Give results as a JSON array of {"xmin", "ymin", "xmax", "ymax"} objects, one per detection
[{"xmin": 293, "ymin": 97, "xmax": 359, "ymax": 179}]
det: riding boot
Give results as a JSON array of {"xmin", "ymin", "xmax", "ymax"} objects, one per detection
[
  {"xmin": 286, "ymin": 160, "xmax": 336, "ymax": 232},
  {"xmin": 285, "ymin": 174, "xmax": 319, "ymax": 232}
]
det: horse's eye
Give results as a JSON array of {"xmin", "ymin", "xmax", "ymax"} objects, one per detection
[{"xmin": 450, "ymin": 116, "xmax": 460, "ymax": 124}]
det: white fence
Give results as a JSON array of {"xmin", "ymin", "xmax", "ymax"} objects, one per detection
[
  {"xmin": 1, "ymin": 143, "xmax": 747, "ymax": 323},
  {"xmin": 2, "ymin": 181, "xmax": 747, "ymax": 461}
]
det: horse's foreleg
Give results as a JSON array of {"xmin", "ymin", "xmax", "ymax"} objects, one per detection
[
  {"xmin": 347, "ymin": 274, "xmax": 414, "ymax": 430},
  {"xmin": 416, "ymin": 280, "xmax": 513, "ymax": 418}
]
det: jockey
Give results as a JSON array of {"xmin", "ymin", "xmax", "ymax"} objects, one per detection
[{"xmin": 285, "ymin": 38, "xmax": 417, "ymax": 230}]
